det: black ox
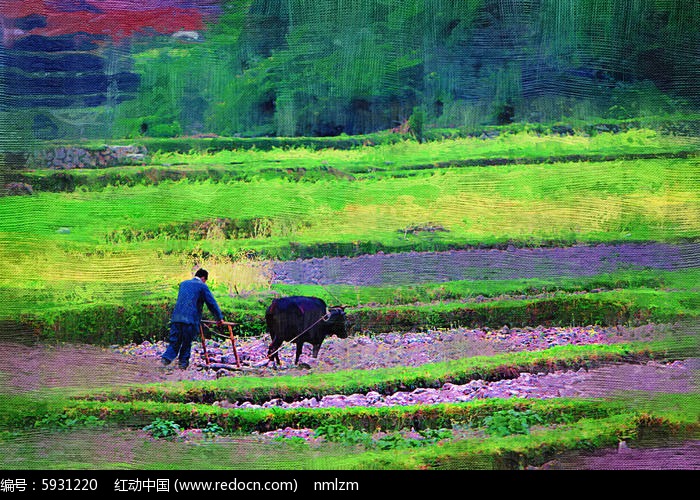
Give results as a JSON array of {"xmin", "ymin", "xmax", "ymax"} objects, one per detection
[{"xmin": 266, "ymin": 296, "xmax": 348, "ymax": 366}]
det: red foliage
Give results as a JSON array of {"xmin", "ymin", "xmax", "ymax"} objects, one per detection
[{"xmin": 2, "ymin": 1, "xmax": 205, "ymax": 41}]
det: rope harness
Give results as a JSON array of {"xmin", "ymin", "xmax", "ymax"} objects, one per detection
[{"xmin": 201, "ymin": 321, "xmax": 230, "ymax": 339}]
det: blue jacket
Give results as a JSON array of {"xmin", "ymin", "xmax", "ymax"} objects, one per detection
[{"xmin": 170, "ymin": 277, "xmax": 223, "ymax": 325}]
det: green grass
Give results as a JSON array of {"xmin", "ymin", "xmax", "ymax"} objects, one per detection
[
  {"xmin": 0, "ymin": 427, "xmax": 346, "ymax": 470},
  {"xmin": 6, "ymin": 158, "xmax": 699, "ymax": 249},
  {"xmin": 4, "ymin": 145, "xmax": 698, "ymax": 326},
  {"xmin": 5, "ymin": 265, "xmax": 700, "ymax": 343},
  {"xmin": 7, "ymin": 264, "xmax": 698, "ymax": 312},
  {"xmin": 2, "ymin": 156, "xmax": 698, "ymax": 299},
  {"xmin": 14, "ymin": 398, "xmax": 627, "ymax": 433},
  {"xmin": 304, "ymin": 413, "xmax": 638, "ymax": 470},
  {"xmin": 145, "ymin": 128, "xmax": 698, "ymax": 168},
  {"xmin": 2, "ymin": 395, "xmax": 696, "ymax": 470},
  {"xmin": 11, "ymin": 273, "xmax": 700, "ymax": 342},
  {"xmin": 17, "ymin": 161, "xmax": 700, "ymax": 247}
]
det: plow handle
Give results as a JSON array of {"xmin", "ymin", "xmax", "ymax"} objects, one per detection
[
  {"xmin": 226, "ymin": 324, "xmax": 241, "ymax": 368},
  {"xmin": 200, "ymin": 321, "xmax": 240, "ymax": 368},
  {"xmin": 199, "ymin": 324, "xmax": 211, "ymax": 365}
]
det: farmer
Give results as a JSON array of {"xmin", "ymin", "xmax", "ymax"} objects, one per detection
[{"xmin": 161, "ymin": 268, "xmax": 224, "ymax": 369}]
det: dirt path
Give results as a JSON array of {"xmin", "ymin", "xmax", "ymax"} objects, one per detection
[
  {"xmin": 2, "ymin": 325, "xmax": 696, "ymax": 394},
  {"xmin": 0, "ymin": 342, "xmax": 173, "ymax": 392}
]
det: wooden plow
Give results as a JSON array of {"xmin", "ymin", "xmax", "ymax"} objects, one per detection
[{"xmin": 198, "ymin": 320, "xmax": 242, "ymax": 370}]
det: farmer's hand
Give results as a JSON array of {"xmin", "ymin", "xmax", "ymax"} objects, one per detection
[{"xmin": 216, "ymin": 319, "xmax": 224, "ymax": 327}]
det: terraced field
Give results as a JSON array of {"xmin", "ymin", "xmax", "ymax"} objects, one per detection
[{"xmin": 1, "ymin": 125, "xmax": 698, "ymax": 470}]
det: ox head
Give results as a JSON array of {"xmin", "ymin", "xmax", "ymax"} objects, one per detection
[{"xmin": 323, "ymin": 305, "xmax": 348, "ymax": 338}]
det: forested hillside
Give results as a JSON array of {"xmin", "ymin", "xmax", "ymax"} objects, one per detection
[{"xmin": 4, "ymin": 0, "xmax": 699, "ymax": 142}]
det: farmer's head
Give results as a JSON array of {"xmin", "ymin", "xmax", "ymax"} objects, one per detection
[{"xmin": 195, "ymin": 268, "xmax": 209, "ymax": 282}]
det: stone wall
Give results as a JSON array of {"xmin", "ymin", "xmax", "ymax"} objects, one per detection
[{"xmin": 31, "ymin": 145, "xmax": 148, "ymax": 169}]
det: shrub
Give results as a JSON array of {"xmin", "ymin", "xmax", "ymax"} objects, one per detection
[
  {"xmin": 312, "ymin": 423, "xmax": 454, "ymax": 450},
  {"xmin": 202, "ymin": 422, "xmax": 225, "ymax": 437},
  {"xmin": 34, "ymin": 413, "xmax": 105, "ymax": 432},
  {"xmin": 419, "ymin": 428, "xmax": 453, "ymax": 441},
  {"xmin": 375, "ymin": 432, "xmax": 420, "ymax": 450},
  {"xmin": 482, "ymin": 409, "xmax": 543, "ymax": 437},
  {"xmin": 143, "ymin": 418, "xmax": 182, "ymax": 439},
  {"xmin": 314, "ymin": 424, "xmax": 373, "ymax": 447},
  {"xmin": 494, "ymin": 102, "xmax": 515, "ymax": 125},
  {"xmin": 408, "ymin": 107, "xmax": 426, "ymax": 143}
]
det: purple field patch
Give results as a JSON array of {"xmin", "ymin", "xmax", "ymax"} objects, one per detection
[{"xmin": 272, "ymin": 243, "xmax": 700, "ymax": 286}]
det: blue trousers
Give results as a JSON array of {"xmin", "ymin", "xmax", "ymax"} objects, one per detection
[{"xmin": 162, "ymin": 322, "xmax": 198, "ymax": 368}]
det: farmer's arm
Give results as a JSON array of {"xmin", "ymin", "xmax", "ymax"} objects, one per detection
[{"xmin": 203, "ymin": 285, "xmax": 224, "ymax": 324}]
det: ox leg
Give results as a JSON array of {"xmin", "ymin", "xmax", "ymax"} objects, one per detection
[
  {"xmin": 312, "ymin": 344, "xmax": 321, "ymax": 358},
  {"xmin": 268, "ymin": 339, "xmax": 283, "ymax": 368},
  {"xmin": 294, "ymin": 342, "xmax": 304, "ymax": 365}
]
